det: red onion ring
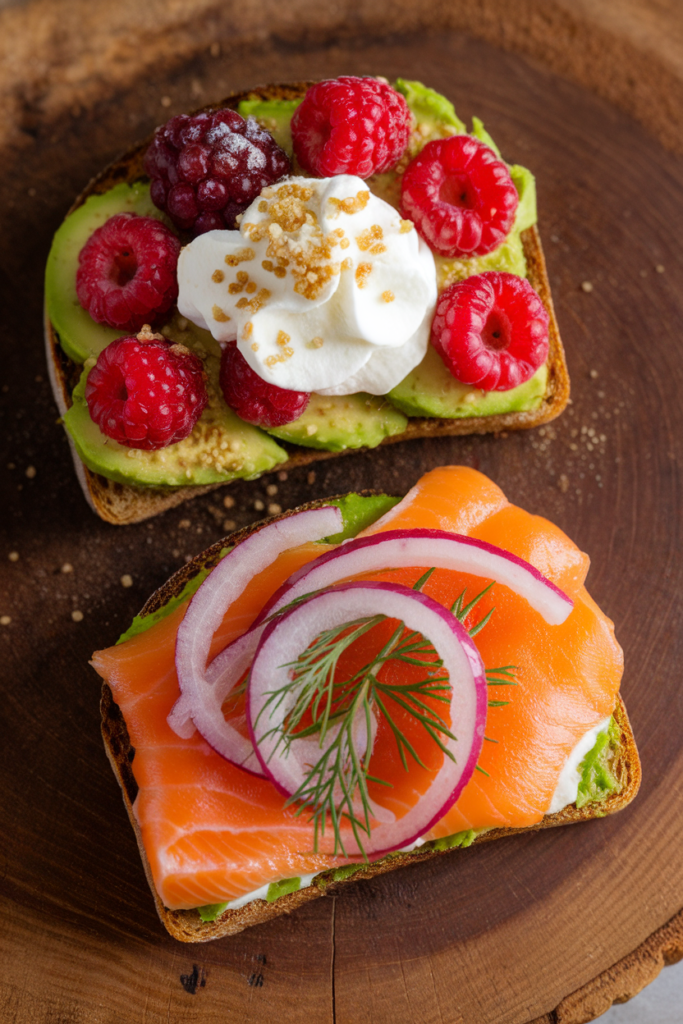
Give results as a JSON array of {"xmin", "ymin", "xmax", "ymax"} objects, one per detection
[
  {"xmin": 247, "ymin": 581, "xmax": 487, "ymax": 857},
  {"xmin": 257, "ymin": 529, "xmax": 573, "ymax": 627},
  {"xmin": 168, "ymin": 505, "xmax": 343, "ymax": 772}
]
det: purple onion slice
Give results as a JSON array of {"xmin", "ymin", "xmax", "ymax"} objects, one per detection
[
  {"xmin": 247, "ymin": 581, "xmax": 487, "ymax": 857},
  {"xmin": 257, "ymin": 528, "xmax": 573, "ymax": 628},
  {"xmin": 167, "ymin": 505, "xmax": 343, "ymax": 773}
]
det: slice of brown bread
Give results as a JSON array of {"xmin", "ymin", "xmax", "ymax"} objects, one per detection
[
  {"xmin": 45, "ymin": 81, "xmax": 570, "ymax": 525},
  {"xmin": 99, "ymin": 497, "xmax": 640, "ymax": 943}
]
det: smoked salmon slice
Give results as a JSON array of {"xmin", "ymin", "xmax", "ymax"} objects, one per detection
[{"xmin": 92, "ymin": 467, "xmax": 623, "ymax": 910}]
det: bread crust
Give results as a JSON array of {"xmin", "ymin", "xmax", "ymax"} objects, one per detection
[
  {"xmin": 99, "ymin": 497, "xmax": 640, "ymax": 943},
  {"xmin": 45, "ymin": 82, "xmax": 571, "ymax": 525}
]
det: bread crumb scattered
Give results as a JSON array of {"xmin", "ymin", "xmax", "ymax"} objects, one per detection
[
  {"xmin": 61, "ymin": 562, "xmax": 73, "ymax": 574},
  {"xmin": 223, "ymin": 519, "xmax": 236, "ymax": 532},
  {"xmin": 307, "ymin": 470, "xmax": 316, "ymax": 484},
  {"xmin": 266, "ymin": 484, "xmax": 278, "ymax": 497},
  {"xmin": 590, "ymin": 369, "xmax": 599, "ymax": 379},
  {"xmin": 160, "ymin": 96, "xmax": 172, "ymax": 108},
  {"xmin": 223, "ymin": 495, "xmax": 235, "ymax": 509},
  {"xmin": 277, "ymin": 470, "xmax": 288, "ymax": 482},
  {"xmin": 254, "ymin": 499, "xmax": 265, "ymax": 511},
  {"xmin": 0, "ymin": 616, "xmax": 11, "ymax": 626},
  {"xmin": 581, "ymin": 281, "xmax": 593, "ymax": 293},
  {"xmin": 656, "ymin": 264, "xmax": 665, "ymax": 273},
  {"xmin": 179, "ymin": 519, "xmax": 191, "ymax": 529},
  {"xmin": 172, "ymin": 549, "xmax": 181, "ymax": 558},
  {"xmin": 25, "ymin": 465, "xmax": 36, "ymax": 479},
  {"xmin": 71, "ymin": 610, "xmax": 84, "ymax": 622},
  {"xmin": 8, "ymin": 551, "xmax": 18, "ymax": 562},
  {"xmin": 559, "ymin": 474, "xmax": 569, "ymax": 493},
  {"xmin": 121, "ymin": 574, "xmax": 133, "ymax": 588},
  {"xmin": 268, "ymin": 503, "xmax": 282, "ymax": 515}
]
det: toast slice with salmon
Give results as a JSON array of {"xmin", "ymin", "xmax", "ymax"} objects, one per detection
[
  {"xmin": 46, "ymin": 81, "xmax": 570, "ymax": 526},
  {"xmin": 93, "ymin": 468, "xmax": 640, "ymax": 942}
]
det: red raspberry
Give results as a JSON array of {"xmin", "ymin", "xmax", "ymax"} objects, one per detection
[
  {"xmin": 431, "ymin": 272, "xmax": 549, "ymax": 391},
  {"xmin": 76, "ymin": 214, "xmax": 180, "ymax": 333},
  {"xmin": 85, "ymin": 331, "xmax": 208, "ymax": 449},
  {"xmin": 291, "ymin": 77, "xmax": 411, "ymax": 178},
  {"xmin": 145, "ymin": 109, "xmax": 291, "ymax": 234},
  {"xmin": 401, "ymin": 136, "xmax": 518, "ymax": 258},
  {"xmin": 219, "ymin": 342, "xmax": 309, "ymax": 428}
]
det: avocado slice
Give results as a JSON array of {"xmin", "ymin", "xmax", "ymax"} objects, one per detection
[
  {"xmin": 394, "ymin": 78, "xmax": 466, "ymax": 135},
  {"xmin": 265, "ymin": 392, "xmax": 407, "ymax": 451},
  {"xmin": 63, "ymin": 314, "xmax": 288, "ymax": 487},
  {"xmin": 45, "ymin": 182, "xmax": 170, "ymax": 365},
  {"xmin": 388, "ymin": 344, "xmax": 547, "ymax": 419},
  {"xmin": 237, "ymin": 98, "xmax": 303, "ymax": 156}
]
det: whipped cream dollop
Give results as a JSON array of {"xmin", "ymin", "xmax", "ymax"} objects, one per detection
[{"xmin": 177, "ymin": 175, "xmax": 437, "ymax": 395}]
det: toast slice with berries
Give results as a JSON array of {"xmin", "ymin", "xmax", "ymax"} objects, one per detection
[
  {"xmin": 45, "ymin": 81, "xmax": 570, "ymax": 525},
  {"xmin": 99, "ymin": 494, "xmax": 639, "ymax": 942}
]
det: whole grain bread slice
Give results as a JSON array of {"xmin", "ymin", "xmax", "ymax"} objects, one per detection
[
  {"xmin": 99, "ymin": 497, "xmax": 640, "ymax": 943},
  {"xmin": 46, "ymin": 81, "xmax": 570, "ymax": 525}
]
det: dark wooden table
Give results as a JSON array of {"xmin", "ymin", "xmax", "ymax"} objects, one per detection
[{"xmin": 1, "ymin": 19, "xmax": 682, "ymax": 1024}]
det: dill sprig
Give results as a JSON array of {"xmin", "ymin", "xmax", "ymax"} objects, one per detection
[{"xmin": 254, "ymin": 570, "xmax": 515, "ymax": 858}]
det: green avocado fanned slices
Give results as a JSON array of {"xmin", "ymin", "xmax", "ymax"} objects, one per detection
[
  {"xmin": 265, "ymin": 392, "xmax": 408, "ymax": 451},
  {"xmin": 389, "ymin": 345, "xmax": 547, "ymax": 419},
  {"xmin": 63, "ymin": 318, "xmax": 288, "ymax": 489},
  {"xmin": 45, "ymin": 182, "xmax": 169, "ymax": 364}
]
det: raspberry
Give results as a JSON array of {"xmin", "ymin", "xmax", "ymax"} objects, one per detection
[
  {"xmin": 431, "ymin": 272, "xmax": 549, "ymax": 391},
  {"xmin": 85, "ymin": 330, "xmax": 208, "ymax": 449},
  {"xmin": 219, "ymin": 342, "xmax": 309, "ymax": 428},
  {"xmin": 145, "ymin": 109, "xmax": 291, "ymax": 234},
  {"xmin": 401, "ymin": 136, "xmax": 518, "ymax": 258},
  {"xmin": 76, "ymin": 214, "xmax": 180, "ymax": 333},
  {"xmin": 291, "ymin": 77, "xmax": 411, "ymax": 178}
]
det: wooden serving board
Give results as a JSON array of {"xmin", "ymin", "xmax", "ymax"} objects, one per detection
[{"xmin": 1, "ymin": 13, "xmax": 682, "ymax": 1024}]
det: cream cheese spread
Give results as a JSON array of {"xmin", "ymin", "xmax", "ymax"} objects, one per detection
[
  {"xmin": 547, "ymin": 716, "xmax": 612, "ymax": 814},
  {"xmin": 177, "ymin": 175, "xmax": 437, "ymax": 395}
]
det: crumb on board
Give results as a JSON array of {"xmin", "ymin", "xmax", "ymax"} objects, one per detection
[
  {"xmin": 268, "ymin": 503, "xmax": 282, "ymax": 516},
  {"xmin": 254, "ymin": 500, "xmax": 265, "ymax": 512},
  {"xmin": 71, "ymin": 610, "xmax": 84, "ymax": 622},
  {"xmin": 61, "ymin": 563, "xmax": 73, "ymax": 574},
  {"xmin": 8, "ymin": 551, "xmax": 18, "ymax": 562},
  {"xmin": 581, "ymin": 281, "xmax": 593, "ymax": 293},
  {"xmin": 223, "ymin": 495, "xmax": 235, "ymax": 509},
  {"xmin": 223, "ymin": 519, "xmax": 236, "ymax": 532},
  {"xmin": 120, "ymin": 575, "xmax": 133, "ymax": 588}
]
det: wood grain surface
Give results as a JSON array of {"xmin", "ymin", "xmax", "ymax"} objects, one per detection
[{"xmin": 1, "ymin": 19, "xmax": 682, "ymax": 1024}]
